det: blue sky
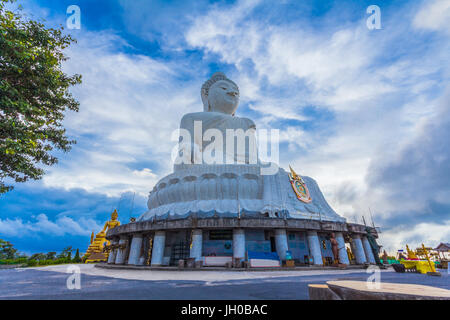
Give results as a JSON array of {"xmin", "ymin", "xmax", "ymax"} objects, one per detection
[{"xmin": 1, "ymin": 0, "xmax": 449, "ymax": 255}]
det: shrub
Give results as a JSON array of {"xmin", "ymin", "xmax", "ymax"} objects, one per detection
[
  {"xmin": 15, "ymin": 257, "xmax": 28, "ymax": 264},
  {"xmin": 0, "ymin": 258, "xmax": 28, "ymax": 265},
  {"xmin": 53, "ymin": 258, "xmax": 70, "ymax": 265},
  {"xmin": 26, "ymin": 259, "xmax": 38, "ymax": 267},
  {"xmin": 38, "ymin": 259, "xmax": 55, "ymax": 266}
]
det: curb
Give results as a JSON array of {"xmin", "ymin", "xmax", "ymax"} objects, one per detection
[{"xmin": 95, "ymin": 263, "xmax": 367, "ymax": 272}]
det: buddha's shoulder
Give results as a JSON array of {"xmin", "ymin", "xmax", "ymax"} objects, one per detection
[
  {"xmin": 181, "ymin": 112, "xmax": 215, "ymax": 122},
  {"xmin": 238, "ymin": 116, "xmax": 256, "ymax": 129},
  {"xmin": 180, "ymin": 112, "xmax": 255, "ymax": 129}
]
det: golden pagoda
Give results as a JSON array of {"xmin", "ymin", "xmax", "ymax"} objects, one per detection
[{"xmin": 83, "ymin": 209, "xmax": 120, "ymax": 263}]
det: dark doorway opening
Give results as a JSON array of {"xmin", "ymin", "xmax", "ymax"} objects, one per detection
[
  {"xmin": 270, "ymin": 237, "xmax": 276, "ymax": 252},
  {"xmin": 170, "ymin": 242, "xmax": 190, "ymax": 266}
]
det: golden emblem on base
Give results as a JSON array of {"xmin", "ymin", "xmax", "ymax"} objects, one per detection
[
  {"xmin": 83, "ymin": 209, "xmax": 120, "ymax": 263},
  {"xmin": 288, "ymin": 166, "xmax": 312, "ymax": 203}
]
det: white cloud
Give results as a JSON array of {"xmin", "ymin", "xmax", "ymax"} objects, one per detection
[
  {"xmin": 42, "ymin": 31, "xmax": 202, "ymax": 196},
  {"xmin": 413, "ymin": 0, "xmax": 450, "ymax": 33},
  {"xmin": 0, "ymin": 214, "xmax": 102, "ymax": 238},
  {"xmin": 380, "ymin": 221, "xmax": 450, "ymax": 253}
]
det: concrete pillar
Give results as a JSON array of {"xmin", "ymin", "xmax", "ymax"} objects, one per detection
[
  {"xmin": 107, "ymin": 238, "xmax": 119, "ymax": 264},
  {"xmin": 307, "ymin": 231, "xmax": 323, "ymax": 265},
  {"xmin": 189, "ymin": 229, "xmax": 203, "ymax": 261},
  {"xmin": 115, "ymin": 236, "xmax": 128, "ymax": 265},
  {"xmin": 151, "ymin": 231, "xmax": 166, "ymax": 266},
  {"xmin": 362, "ymin": 236, "xmax": 376, "ymax": 264},
  {"xmin": 335, "ymin": 232, "xmax": 350, "ymax": 265},
  {"xmin": 275, "ymin": 229, "xmax": 289, "ymax": 260},
  {"xmin": 352, "ymin": 234, "xmax": 367, "ymax": 264},
  {"xmin": 127, "ymin": 234, "xmax": 143, "ymax": 265},
  {"xmin": 233, "ymin": 229, "xmax": 246, "ymax": 260},
  {"xmin": 350, "ymin": 240, "xmax": 357, "ymax": 262}
]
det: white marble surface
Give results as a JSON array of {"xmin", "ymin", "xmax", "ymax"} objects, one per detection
[
  {"xmin": 307, "ymin": 231, "xmax": 323, "ymax": 265},
  {"xmin": 362, "ymin": 236, "xmax": 376, "ymax": 264},
  {"xmin": 138, "ymin": 164, "xmax": 345, "ymax": 223},
  {"xmin": 336, "ymin": 232, "xmax": 350, "ymax": 265},
  {"xmin": 127, "ymin": 235, "xmax": 143, "ymax": 265},
  {"xmin": 190, "ymin": 229, "xmax": 203, "ymax": 261},
  {"xmin": 352, "ymin": 235, "xmax": 367, "ymax": 265}
]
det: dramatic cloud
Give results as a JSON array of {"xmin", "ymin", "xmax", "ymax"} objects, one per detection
[
  {"xmin": 363, "ymin": 90, "xmax": 450, "ymax": 251},
  {"xmin": 381, "ymin": 221, "xmax": 450, "ymax": 253},
  {"xmin": 0, "ymin": 214, "xmax": 101, "ymax": 238},
  {"xmin": 41, "ymin": 31, "xmax": 203, "ymax": 197},
  {"xmin": 2, "ymin": 0, "xmax": 448, "ymax": 254}
]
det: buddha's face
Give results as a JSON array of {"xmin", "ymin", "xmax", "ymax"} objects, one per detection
[{"xmin": 208, "ymin": 80, "xmax": 239, "ymax": 115}]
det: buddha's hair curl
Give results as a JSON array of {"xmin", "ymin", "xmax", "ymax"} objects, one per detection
[{"xmin": 201, "ymin": 72, "xmax": 239, "ymax": 111}]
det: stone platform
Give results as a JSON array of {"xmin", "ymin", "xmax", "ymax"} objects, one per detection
[{"xmin": 309, "ymin": 280, "xmax": 450, "ymax": 300}]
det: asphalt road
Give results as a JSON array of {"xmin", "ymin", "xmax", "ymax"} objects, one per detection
[{"xmin": 0, "ymin": 267, "xmax": 448, "ymax": 300}]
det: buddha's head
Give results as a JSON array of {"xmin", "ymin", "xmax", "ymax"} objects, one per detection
[
  {"xmin": 201, "ymin": 72, "xmax": 240, "ymax": 115},
  {"xmin": 111, "ymin": 209, "xmax": 118, "ymax": 221}
]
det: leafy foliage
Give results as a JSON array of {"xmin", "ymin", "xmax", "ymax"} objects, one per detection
[
  {"xmin": 0, "ymin": 238, "xmax": 17, "ymax": 259},
  {"xmin": 0, "ymin": 239, "xmax": 85, "ymax": 266},
  {"xmin": 0, "ymin": 0, "xmax": 81, "ymax": 193},
  {"xmin": 57, "ymin": 246, "xmax": 73, "ymax": 259},
  {"xmin": 45, "ymin": 251, "xmax": 56, "ymax": 260},
  {"xmin": 29, "ymin": 252, "xmax": 46, "ymax": 261},
  {"xmin": 73, "ymin": 248, "xmax": 81, "ymax": 263}
]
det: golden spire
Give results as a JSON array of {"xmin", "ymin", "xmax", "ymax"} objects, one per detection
[
  {"xmin": 111, "ymin": 209, "xmax": 118, "ymax": 220},
  {"xmin": 90, "ymin": 231, "xmax": 94, "ymax": 244},
  {"xmin": 289, "ymin": 165, "xmax": 300, "ymax": 180},
  {"xmin": 406, "ymin": 244, "xmax": 418, "ymax": 259}
]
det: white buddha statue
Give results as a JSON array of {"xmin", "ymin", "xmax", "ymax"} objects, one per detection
[
  {"xmin": 176, "ymin": 72, "xmax": 257, "ymax": 167},
  {"xmin": 139, "ymin": 72, "xmax": 346, "ymax": 224}
]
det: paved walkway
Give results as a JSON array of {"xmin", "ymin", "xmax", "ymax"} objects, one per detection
[{"xmin": 0, "ymin": 264, "xmax": 448, "ymax": 299}]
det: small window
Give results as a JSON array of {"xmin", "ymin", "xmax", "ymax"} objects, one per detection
[{"xmin": 209, "ymin": 230, "xmax": 232, "ymax": 240}]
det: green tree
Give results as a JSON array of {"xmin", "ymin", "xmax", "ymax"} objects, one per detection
[
  {"xmin": 57, "ymin": 246, "xmax": 73, "ymax": 260},
  {"xmin": 29, "ymin": 252, "xmax": 46, "ymax": 261},
  {"xmin": 0, "ymin": 0, "xmax": 82, "ymax": 193},
  {"xmin": 0, "ymin": 238, "xmax": 17, "ymax": 259},
  {"xmin": 45, "ymin": 251, "xmax": 56, "ymax": 260},
  {"xmin": 72, "ymin": 248, "xmax": 81, "ymax": 263}
]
